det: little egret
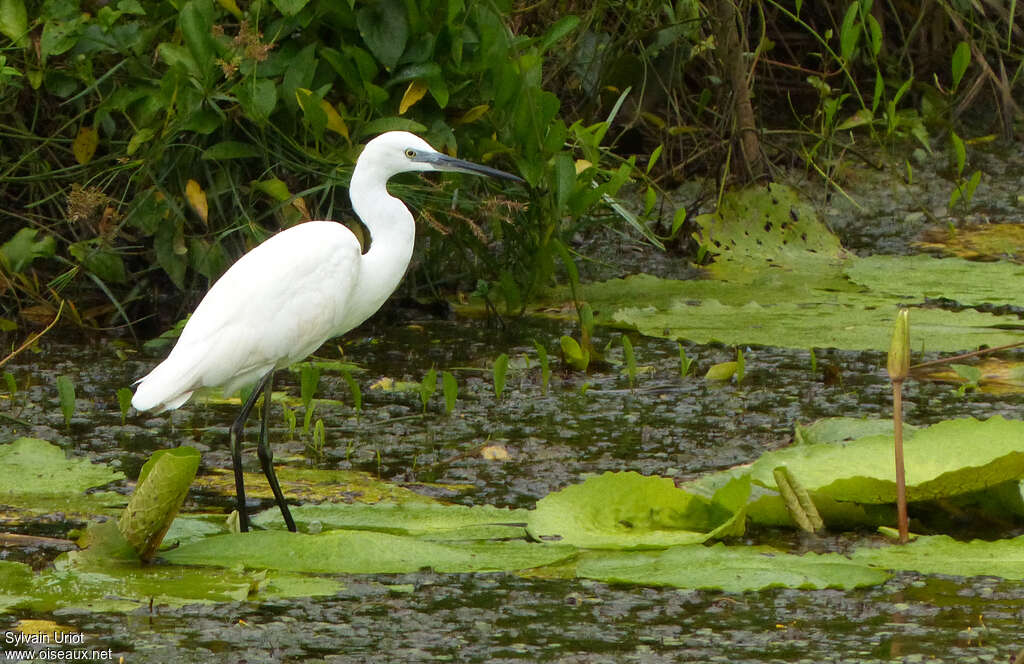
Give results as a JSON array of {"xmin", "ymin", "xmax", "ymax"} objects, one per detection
[{"xmin": 132, "ymin": 131, "xmax": 522, "ymax": 532}]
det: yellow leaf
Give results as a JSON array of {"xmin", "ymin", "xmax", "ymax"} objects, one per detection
[
  {"xmin": 320, "ymin": 100, "xmax": 349, "ymax": 139},
  {"xmin": 574, "ymin": 159, "xmax": 593, "ymax": 175},
  {"xmin": 72, "ymin": 127, "xmax": 98, "ymax": 165},
  {"xmin": 216, "ymin": 0, "xmax": 243, "ymax": 18},
  {"xmin": 291, "ymin": 196, "xmax": 311, "ymax": 221},
  {"xmin": 455, "ymin": 104, "xmax": 490, "ymax": 125},
  {"xmin": 399, "ymin": 81, "xmax": 428, "ymax": 115},
  {"xmin": 185, "ymin": 179, "xmax": 209, "ymax": 225}
]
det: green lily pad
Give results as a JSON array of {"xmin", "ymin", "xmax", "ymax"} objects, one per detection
[
  {"xmin": 0, "ymin": 521, "xmax": 342, "ymax": 614},
  {"xmin": 0, "ymin": 438, "xmax": 123, "ymax": 496},
  {"xmin": 575, "ymin": 543, "xmax": 890, "ymax": 591},
  {"xmin": 852, "ymin": 534, "xmax": 1024, "ymax": 579},
  {"xmin": 0, "ymin": 438, "xmax": 124, "ymax": 518},
  {"xmin": 515, "ymin": 184, "xmax": 1024, "ymax": 352},
  {"xmin": 252, "ymin": 501, "xmax": 530, "ymax": 540},
  {"xmin": 525, "ymin": 471, "xmax": 749, "ymax": 549},
  {"xmin": 163, "ymin": 529, "xmax": 576, "ymax": 574}
]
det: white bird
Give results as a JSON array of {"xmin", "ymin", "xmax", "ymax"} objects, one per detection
[{"xmin": 132, "ymin": 131, "xmax": 522, "ymax": 532}]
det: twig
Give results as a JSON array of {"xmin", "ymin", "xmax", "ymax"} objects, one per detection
[
  {"xmin": 0, "ymin": 300, "xmax": 65, "ymax": 370},
  {"xmin": 910, "ymin": 341, "xmax": 1024, "ymax": 371}
]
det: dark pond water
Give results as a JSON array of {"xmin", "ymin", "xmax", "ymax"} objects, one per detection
[{"xmin": 3, "ymin": 145, "xmax": 1024, "ymax": 662}]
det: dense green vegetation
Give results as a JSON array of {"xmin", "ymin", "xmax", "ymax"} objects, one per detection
[{"xmin": 0, "ymin": 0, "xmax": 1019, "ymax": 338}]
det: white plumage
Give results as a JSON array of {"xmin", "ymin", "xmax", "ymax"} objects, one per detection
[{"xmin": 132, "ymin": 131, "xmax": 522, "ymax": 531}]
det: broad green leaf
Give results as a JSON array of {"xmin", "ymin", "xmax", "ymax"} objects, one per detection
[
  {"xmin": 852, "ymin": 534, "xmax": 1024, "ymax": 580},
  {"xmin": 119, "ymin": 447, "xmax": 200, "ymax": 561},
  {"xmin": 253, "ymin": 501, "xmax": 530, "ymax": 540},
  {"xmin": 0, "ymin": 438, "xmax": 124, "ymax": 518},
  {"xmin": 712, "ymin": 416, "xmax": 1024, "ymax": 508},
  {"xmin": 269, "ymin": 0, "xmax": 310, "ymax": 16},
  {"xmin": 68, "ymin": 241, "xmax": 127, "ymax": 283},
  {"xmin": 0, "ymin": 522, "xmax": 340, "ymax": 613},
  {"xmin": 356, "ymin": 0, "xmax": 408, "ymax": 70},
  {"xmin": 0, "ymin": 0, "xmax": 27, "ymax": 46},
  {"xmin": 576, "ymin": 543, "xmax": 889, "ymax": 591},
  {"xmin": 526, "ymin": 471, "xmax": 748, "ymax": 549},
  {"xmin": 0, "ymin": 228, "xmax": 56, "ymax": 273},
  {"xmin": 164, "ymin": 529, "xmax": 575, "ymax": 574}
]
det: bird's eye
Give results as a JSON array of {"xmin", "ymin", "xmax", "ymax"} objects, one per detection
[{"xmin": 404, "ymin": 148, "xmax": 417, "ymax": 159}]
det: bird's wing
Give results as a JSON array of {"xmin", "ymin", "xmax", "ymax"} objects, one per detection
[{"xmin": 133, "ymin": 222, "xmax": 363, "ymax": 411}]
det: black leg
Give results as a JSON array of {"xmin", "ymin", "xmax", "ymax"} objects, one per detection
[
  {"xmin": 256, "ymin": 372, "xmax": 297, "ymax": 532},
  {"xmin": 229, "ymin": 371, "xmax": 273, "ymax": 532}
]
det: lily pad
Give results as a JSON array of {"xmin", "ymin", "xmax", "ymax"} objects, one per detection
[
  {"xmin": 163, "ymin": 529, "xmax": 576, "ymax": 574},
  {"xmin": 0, "ymin": 438, "xmax": 124, "ymax": 518},
  {"xmin": 525, "ymin": 471, "xmax": 749, "ymax": 549},
  {"xmin": 252, "ymin": 501, "xmax": 530, "ymax": 540},
  {"xmin": 0, "ymin": 438, "xmax": 123, "ymax": 496},
  {"xmin": 690, "ymin": 416, "xmax": 1024, "ymax": 529},
  {"xmin": 514, "ymin": 184, "xmax": 1024, "ymax": 352},
  {"xmin": 575, "ymin": 543, "xmax": 890, "ymax": 591},
  {"xmin": 852, "ymin": 534, "xmax": 1024, "ymax": 580},
  {"xmin": 0, "ymin": 521, "xmax": 342, "ymax": 614}
]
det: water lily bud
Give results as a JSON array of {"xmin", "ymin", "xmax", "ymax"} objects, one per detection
[{"xmin": 887, "ymin": 308, "xmax": 910, "ymax": 381}]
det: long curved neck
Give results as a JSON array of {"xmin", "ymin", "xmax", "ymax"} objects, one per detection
[{"xmin": 345, "ymin": 162, "xmax": 416, "ymax": 328}]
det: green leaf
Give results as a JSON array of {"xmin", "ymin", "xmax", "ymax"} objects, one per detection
[
  {"xmin": 950, "ymin": 130, "xmax": 966, "ymax": 176},
  {"xmin": 419, "ymin": 367, "xmax": 436, "ymax": 411},
  {"xmin": 68, "ymin": 241, "xmax": 127, "ymax": 283},
  {"xmin": 539, "ymin": 15, "xmax": 579, "ymax": 53},
  {"xmin": 233, "ymin": 79, "xmax": 277, "ymax": 124},
  {"xmin": 341, "ymin": 370, "xmax": 362, "ymax": 412},
  {"xmin": 254, "ymin": 501, "xmax": 531, "ymax": 540},
  {"xmin": 852, "ymin": 534, "xmax": 1024, "ymax": 580},
  {"xmin": 116, "ymin": 387, "xmax": 133, "ymax": 424},
  {"xmin": 202, "ymin": 141, "xmax": 262, "ymax": 160},
  {"xmin": 269, "ymin": 0, "xmax": 310, "ymax": 16},
  {"xmin": 0, "ymin": 438, "xmax": 123, "ymax": 499},
  {"xmin": 492, "ymin": 353, "xmax": 508, "ymax": 400},
  {"xmin": 356, "ymin": 0, "xmax": 408, "ymax": 70},
  {"xmin": 577, "ymin": 543, "xmax": 889, "ymax": 591},
  {"xmin": 0, "ymin": 228, "xmax": 56, "ymax": 273},
  {"xmin": 526, "ymin": 471, "xmax": 749, "ymax": 549},
  {"xmin": 119, "ymin": 448, "xmax": 200, "ymax": 561},
  {"xmin": 164, "ymin": 530, "xmax": 575, "ymax": 574},
  {"xmin": 179, "ymin": 0, "xmax": 217, "ymax": 82},
  {"xmin": 0, "ymin": 0, "xmax": 27, "ymax": 46},
  {"xmin": 713, "ymin": 416, "xmax": 1024, "ymax": 510},
  {"xmin": 951, "ymin": 41, "xmax": 970, "ymax": 91},
  {"xmin": 442, "ymin": 371, "xmax": 457, "ymax": 415},
  {"xmin": 56, "ymin": 376, "xmax": 75, "ymax": 427},
  {"xmin": 300, "ymin": 364, "xmax": 320, "ymax": 410}
]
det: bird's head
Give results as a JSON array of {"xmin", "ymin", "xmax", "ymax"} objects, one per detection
[{"xmin": 359, "ymin": 131, "xmax": 523, "ymax": 183}]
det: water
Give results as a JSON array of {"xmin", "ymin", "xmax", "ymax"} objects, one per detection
[{"xmin": 2, "ymin": 145, "xmax": 1024, "ymax": 661}]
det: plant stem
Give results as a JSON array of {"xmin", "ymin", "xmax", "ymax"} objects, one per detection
[{"xmin": 892, "ymin": 378, "xmax": 908, "ymax": 544}]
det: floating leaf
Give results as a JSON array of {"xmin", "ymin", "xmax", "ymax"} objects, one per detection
[
  {"xmin": 576, "ymin": 543, "xmax": 889, "ymax": 591},
  {"xmin": 526, "ymin": 471, "xmax": 748, "ymax": 549},
  {"xmin": 164, "ymin": 529, "xmax": 575, "ymax": 574}
]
